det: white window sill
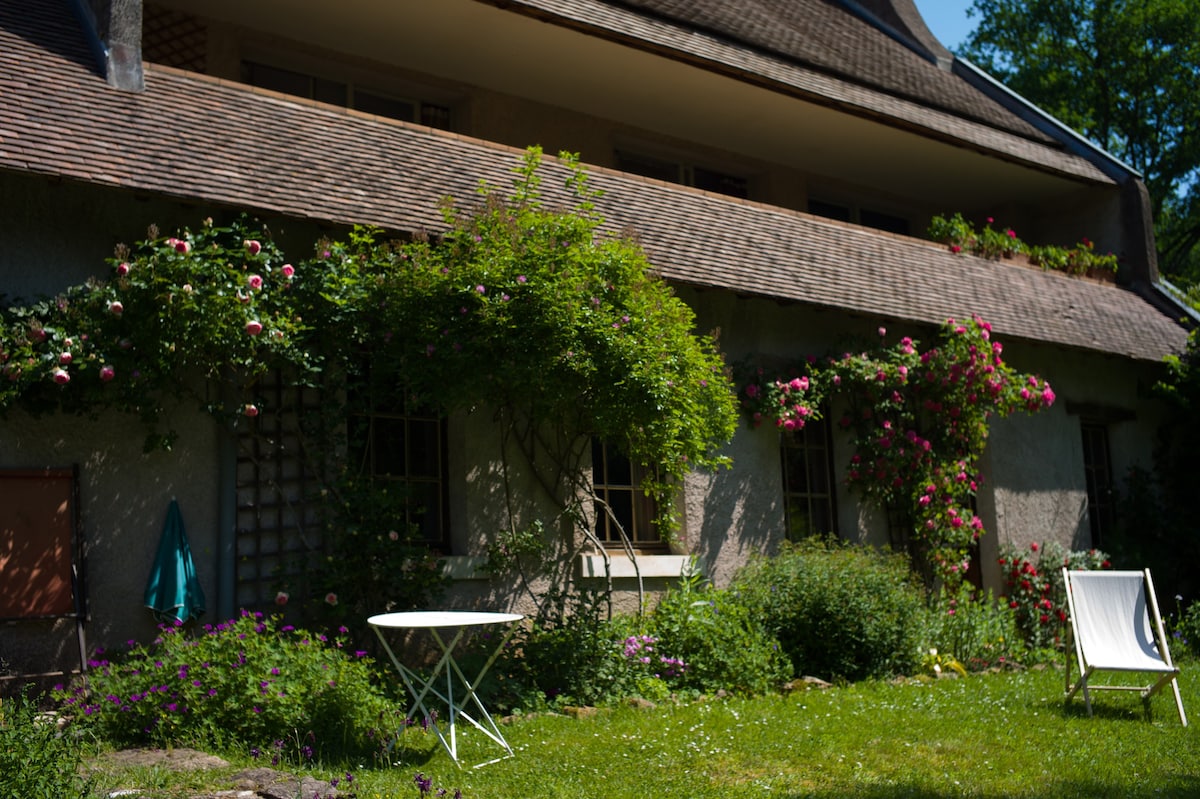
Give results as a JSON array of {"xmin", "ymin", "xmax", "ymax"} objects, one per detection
[
  {"xmin": 577, "ymin": 554, "xmax": 693, "ymax": 579},
  {"xmin": 441, "ymin": 555, "xmax": 490, "ymax": 580}
]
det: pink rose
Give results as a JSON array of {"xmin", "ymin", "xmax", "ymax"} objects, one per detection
[
  {"xmin": 52, "ymin": 368, "xmax": 70, "ymax": 385},
  {"xmin": 325, "ymin": 592, "xmax": 338, "ymax": 606},
  {"xmin": 99, "ymin": 365, "xmax": 115, "ymax": 382},
  {"xmin": 109, "ymin": 301, "xmax": 124, "ymax": 315},
  {"xmin": 281, "ymin": 264, "xmax": 295, "ymax": 278},
  {"xmin": 248, "ymin": 274, "xmax": 263, "ymax": 290},
  {"xmin": 59, "ymin": 352, "xmax": 72, "ymax": 365},
  {"xmin": 245, "ymin": 239, "xmax": 262, "ymax": 255},
  {"xmin": 116, "ymin": 262, "xmax": 130, "ymax": 276},
  {"xmin": 168, "ymin": 238, "xmax": 190, "ymax": 254},
  {"xmin": 275, "ymin": 591, "xmax": 289, "ymax": 606},
  {"xmin": 245, "ymin": 320, "xmax": 263, "ymax": 336},
  {"xmin": 243, "ymin": 404, "xmax": 259, "ymax": 417}
]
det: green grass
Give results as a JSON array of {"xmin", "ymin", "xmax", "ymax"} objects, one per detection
[{"xmin": 83, "ymin": 664, "xmax": 1199, "ymax": 799}]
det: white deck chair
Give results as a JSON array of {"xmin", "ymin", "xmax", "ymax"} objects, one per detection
[{"xmin": 1062, "ymin": 568, "xmax": 1186, "ymax": 726}]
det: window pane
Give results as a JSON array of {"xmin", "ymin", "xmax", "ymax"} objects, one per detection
[
  {"xmin": 809, "ymin": 199, "xmax": 851, "ymax": 222},
  {"xmin": 616, "ymin": 151, "xmax": 680, "ymax": 183},
  {"xmin": 603, "ymin": 443, "xmax": 633, "ymax": 485},
  {"xmin": 313, "ymin": 77, "xmax": 348, "ymax": 106},
  {"xmin": 782, "ymin": 445, "xmax": 809, "ymax": 493},
  {"xmin": 245, "ymin": 62, "xmax": 311, "ymax": 98},
  {"xmin": 354, "ymin": 90, "xmax": 416, "ymax": 121},
  {"xmin": 860, "ymin": 209, "xmax": 910, "ymax": 235},
  {"xmin": 407, "ymin": 418, "xmax": 441, "ymax": 477},
  {"xmin": 421, "ymin": 103, "xmax": 452, "ymax": 130},
  {"xmin": 693, "ymin": 165, "xmax": 747, "ymax": 199},
  {"xmin": 372, "ymin": 417, "xmax": 407, "ymax": 476}
]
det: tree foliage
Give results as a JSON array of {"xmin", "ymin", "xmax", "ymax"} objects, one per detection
[{"xmin": 960, "ymin": 0, "xmax": 1200, "ymax": 282}]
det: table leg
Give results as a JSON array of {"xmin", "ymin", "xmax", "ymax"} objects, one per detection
[{"xmin": 373, "ymin": 623, "xmax": 519, "ymax": 768}]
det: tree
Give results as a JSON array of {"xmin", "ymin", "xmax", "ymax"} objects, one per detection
[{"xmin": 959, "ymin": 0, "xmax": 1200, "ymax": 283}]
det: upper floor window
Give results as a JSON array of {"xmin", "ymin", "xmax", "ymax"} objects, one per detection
[
  {"xmin": 243, "ymin": 61, "xmax": 452, "ymax": 129},
  {"xmin": 809, "ymin": 199, "xmax": 910, "ymax": 236},
  {"xmin": 615, "ymin": 150, "xmax": 748, "ymax": 199},
  {"xmin": 349, "ymin": 389, "xmax": 450, "ymax": 550},
  {"xmin": 780, "ymin": 416, "xmax": 837, "ymax": 540},
  {"xmin": 592, "ymin": 439, "xmax": 663, "ymax": 550}
]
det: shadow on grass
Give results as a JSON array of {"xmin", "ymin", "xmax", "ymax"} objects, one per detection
[{"xmin": 777, "ymin": 775, "xmax": 1200, "ymax": 799}]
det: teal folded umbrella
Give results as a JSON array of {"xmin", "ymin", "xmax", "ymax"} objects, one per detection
[{"xmin": 144, "ymin": 499, "xmax": 206, "ymax": 623}]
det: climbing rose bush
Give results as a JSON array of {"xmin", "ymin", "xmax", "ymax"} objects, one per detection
[{"xmin": 740, "ymin": 316, "xmax": 1055, "ymax": 582}]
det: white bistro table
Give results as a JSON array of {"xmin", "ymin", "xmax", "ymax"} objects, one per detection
[{"xmin": 368, "ymin": 610, "xmax": 523, "ymax": 768}]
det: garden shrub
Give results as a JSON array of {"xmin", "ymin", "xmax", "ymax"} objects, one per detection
[
  {"xmin": 733, "ymin": 538, "xmax": 926, "ymax": 681},
  {"xmin": 0, "ymin": 689, "xmax": 91, "ymax": 799},
  {"xmin": 924, "ymin": 583, "xmax": 1023, "ymax": 671},
  {"xmin": 54, "ymin": 611, "xmax": 400, "ymax": 763},
  {"xmin": 997, "ymin": 540, "xmax": 1109, "ymax": 652},
  {"xmin": 495, "ymin": 590, "xmax": 638, "ymax": 710},
  {"xmin": 649, "ymin": 574, "xmax": 791, "ymax": 695}
]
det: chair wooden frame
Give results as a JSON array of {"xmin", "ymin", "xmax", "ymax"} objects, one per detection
[{"xmin": 1062, "ymin": 568, "xmax": 1186, "ymax": 726}]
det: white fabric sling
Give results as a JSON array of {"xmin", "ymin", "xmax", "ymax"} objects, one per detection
[{"xmin": 1062, "ymin": 569, "xmax": 1186, "ymax": 726}]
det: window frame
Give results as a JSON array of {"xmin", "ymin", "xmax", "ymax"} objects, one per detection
[
  {"xmin": 779, "ymin": 415, "xmax": 838, "ymax": 541},
  {"xmin": 349, "ymin": 393, "xmax": 451, "ymax": 552},
  {"xmin": 591, "ymin": 439, "xmax": 665, "ymax": 552}
]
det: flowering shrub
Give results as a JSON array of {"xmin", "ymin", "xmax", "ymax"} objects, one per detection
[
  {"xmin": 997, "ymin": 540, "xmax": 1110, "ymax": 651},
  {"xmin": 620, "ymin": 634, "xmax": 687, "ymax": 701},
  {"xmin": 53, "ymin": 611, "xmax": 400, "ymax": 761},
  {"xmin": 928, "ymin": 213, "xmax": 1118, "ymax": 276},
  {"xmin": 739, "ymin": 316, "xmax": 1055, "ymax": 582}
]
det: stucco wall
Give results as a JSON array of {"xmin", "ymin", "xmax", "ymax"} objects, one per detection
[
  {"xmin": 0, "ymin": 178, "xmax": 235, "ymax": 674},
  {"xmin": 0, "ymin": 403, "xmax": 222, "ymax": 676}
]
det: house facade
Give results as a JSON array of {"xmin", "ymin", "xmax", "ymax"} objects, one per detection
[{"xmin": 0, "ymin": 0, "xmax": 1190, "ymax": 677}]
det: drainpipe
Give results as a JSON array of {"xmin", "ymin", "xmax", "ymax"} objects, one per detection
[{"xmin": 68, "ymin": 0, "xmax": 145, "ymax": 92}]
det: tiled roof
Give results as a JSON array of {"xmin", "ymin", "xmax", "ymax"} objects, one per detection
[
  {"xmin": 510, "ymin": 0, "xmax": 1113, "ymax": 184},
  {"xmin": 0, "ymin": 1, "xmax": 1187, "ymax": 362}
]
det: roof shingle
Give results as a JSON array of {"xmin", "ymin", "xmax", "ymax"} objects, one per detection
[{"xmin": 0, "ymin": 0, "xmax": 1186, "ymax": 362}]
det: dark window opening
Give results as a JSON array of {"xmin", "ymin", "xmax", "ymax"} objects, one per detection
[
  {"xmin": 1081, "ymin": 422, "xmax": 1114, "ymax": 547},
  {"xmin": 243, "ymin": 61, "xmax": 451, "ymax": 129},
  {"xmin": 809, "ymin": 199, "xmax": 910, "ymax": 235},
  {"xmin": 616, "ymin": 150, "xmax": 748, "ymax": 199}
]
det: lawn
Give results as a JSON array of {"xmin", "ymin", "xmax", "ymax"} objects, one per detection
[{"xmin": 83, "ymin": 662, "xmax": 1198, "ymax": 799}]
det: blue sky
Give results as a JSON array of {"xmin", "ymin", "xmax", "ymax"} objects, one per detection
[{"xmin": 912, "ymin": 0, "xmax": 977, "ymax": 50}]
